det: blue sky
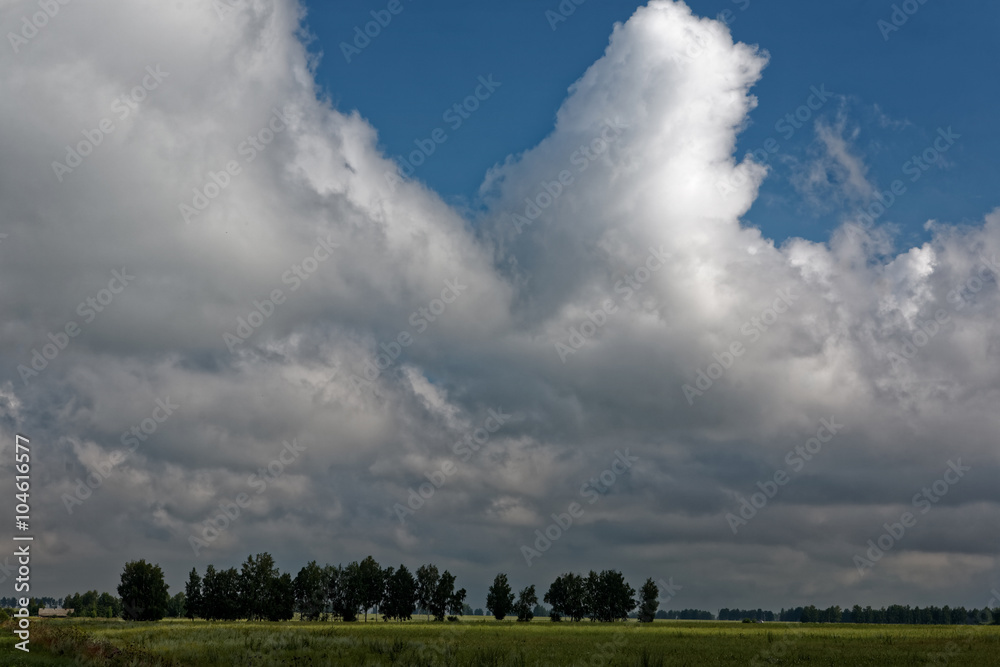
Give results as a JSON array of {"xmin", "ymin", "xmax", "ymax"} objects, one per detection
[{"xmin": 304, "ymin": 0, "xmax": 998, "ymax": 247}]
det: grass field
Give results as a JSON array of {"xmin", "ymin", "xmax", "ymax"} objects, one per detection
[{"xmin": 4, "ymin": 617, "xmax": 1000, "ymax": 666}]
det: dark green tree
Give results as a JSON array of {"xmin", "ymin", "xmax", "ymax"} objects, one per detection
[
  {"xmin": 637, "ymin": 578, "xmax": 658, "ymax": 623},
  {"xmin": 218, "ymin": 567, "xmax": 242, "ymax": 620},
  {"xmin": 294, "ymin": 561, "xmax": 328, "ymax": 621},
  {"xmin": 323, "ymin": 565, "xmax": 341, "ymax": 620},
  {"xmin": 486, "ymin": 573, "xmax": 515, "ymax": 620},
  {"xmin": 96, "ymin": 592, "xmax": 118, "ymax": 618},
  {"xmin": 77, "ymin": 591, "xmax": 97, "ymax": 617},
  {"xmin": 266, "ymin": 572, "xmax": 295, "ymax": 621},
  {"xmin": 516, "ymin": 585, "xmax": 537, "ymax": 622},
  {"xmin": 202, "ymin": 565, "xmax": 242, "ymax": 620},
  {"xmin": 201, "ymin": 565, "xmax": 219, "ymax": 620},
  {"xmin": 562, "ymin": 573, "xmax": 587, "ymax": 622},
  {"xmin": 166, "ymin": 592, "xmax": 186, "ymax": 618},
  {"xmin": 448, "ymin": 581, "xmax": 467, "ymax": 618},
  {"xmin": 382, "ymin": 564, "xmax": 417, "ymax": 621},
  {"xmin": 184, "ymin": 568, "xmax": 202, "ymax": 619},
  {"xmin": 415, "ymin": 564, "xmax": 440, "ymax": 621},
  {"xmin": 117, "ymin": 559, "xmax": 170, "ymax": 621},
  {"xmin": 358, "ymin": 555, "xmax": 384, "ymax": 621},
  {"xmin": 544, "ymin": 575, "xmax": 567, "ymax": 621},
  {"xmin": 430, "ymin": 570, "xmax": 457, "ymax": 621},
  {"xmin": 584, "ymin": 570, "xmax": 636, "ymax": 622},
  {"xmin": 239, "ymin": 553, "xmax": 279, "ymax": 621},
  {"xmin": 334, "ymin": 562, "xmax": 363, "ymax": 622}
]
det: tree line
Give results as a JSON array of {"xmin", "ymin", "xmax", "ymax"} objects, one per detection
[
  {"xmin": 112, "ymin": 554, "xmax": 664, "ymax": 624},
  {"xmin": 781, "ymin": 604, "xmax": 1000, "ymax": 625},
  {"xmin": 38, "ymin": 556, "xmax": 1000, "ymax": 626}
]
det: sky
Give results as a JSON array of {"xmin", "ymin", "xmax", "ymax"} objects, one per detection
[{"xmin": 1, "ymin": 0, "xmax": 999, "ymax": 614}]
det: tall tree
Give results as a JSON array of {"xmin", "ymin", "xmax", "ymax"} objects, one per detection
[
  {"xmin": 585, "ymin": 570, "xmax": 636, "ymax": 622},
  {"xmin": 64, "ymin": 592, "xmax": 80, "ymax": 616},
  {"xmin": 117, "ymin": 559, "xmax": 170, "ymax": 621},
  {"xmin": 294, "ymin": 561, "xmax": 328, "ymax": 621},
  {"xmin": 637, "ymin": 578, "xmax": 658, "ymax": 623},
  {"xmin": 430, "ymin": 570, "xmax": 457, "ymax": 621},
  {"xmin": 486, "ymin": 573, "xmax": 515, "ymax": 621},
  {"xmin": 221, "ymin": 567, "xmax": 243, "ymax": 620},
  {"xmin": 380, "ymin": 565, "xmax": 395, "ymax": 620},
  {"xmin": 336, "ymin": 561, "xmax": 363, "ymax": 622},
  {"xmin": 324, "ymin": 565, "xmax": 343, "ymax": 620},
  {"xmin": 239, "ymin": 553, "xmax": 278, "ymax": 621},
  {"xmin": 415, "ymin": 564, "xmax": 440, "ymax": 621},
  {"xmin": 544, "ymin": 575, "xmax": 567, "ymax": 621},
  {"xmin": 96, "ymin": 592, "xmax": 117, "ymax": 618},
  {"xmin": 203, "ymin": 566, "xmax": 242, "ymax": 620},
  {"xmin": 562, "ymin": 573, "xmax": 587, "ymax": 622},
  {"xmin": 383, "ymin": 564, "xmax": 417, "ymax": 621},
  {"xmin": 358, "ymin": 555, "xmax": 384, "ymax": 622},
  {"xmin": 516, "ymin": 585, "xmax": 538, "ymax": 622},
  {"xmin": 201, "ymin": 565, "xmax": 218, "ymax": 620},
  {"xmin": 184, "ymin": 568, "xmax": 203, "ymax": 619},
  {"xmin": 166, "ymin": 592, "xmax": 187, "ymax": 618},
  {"xmin": 449, "ymin": 585, "xmax": 468, "ymax": 618},
  {"xmin": 267, "ymin": 572, "xmax": 295, "ymax": 621}
]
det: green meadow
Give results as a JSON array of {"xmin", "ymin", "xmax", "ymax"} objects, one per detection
[{"xmin": 4, "ymin": 617, "xmax": 1000, "ymax": 666}]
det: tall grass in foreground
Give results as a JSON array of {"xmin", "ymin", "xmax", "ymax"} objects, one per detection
[{"xmin": 7, "ymin": 617, "xmax": 1000, "ymax": 666}]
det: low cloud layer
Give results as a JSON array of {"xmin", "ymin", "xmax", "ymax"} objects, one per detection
[{"xmin": 1, "ymin": 0, "xmax": 997, "ymax": 611}]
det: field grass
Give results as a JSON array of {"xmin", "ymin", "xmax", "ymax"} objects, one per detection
[{"xmin": 5, "ymin": 617, "xmax": 1000, "ymax": 666}]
